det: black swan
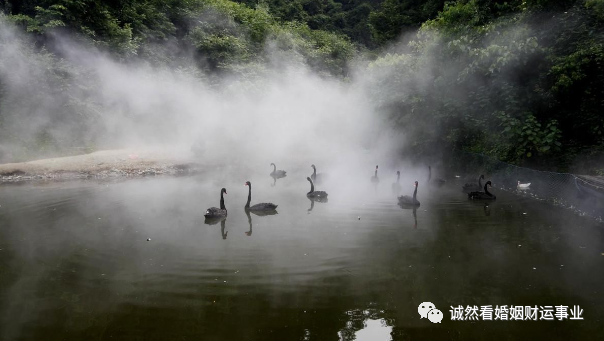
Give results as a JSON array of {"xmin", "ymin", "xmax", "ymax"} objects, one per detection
[
  {"xmin": 306, "ymin": 177, "xmax": 328, "ymax": 200},
  {"xmin": 428, "ymin": 166, "xmax": 446, "ymax": 187},
  {"xmin": 398, "ymin": 181, "xmax": 420, "ymax": 207},
  {"xmin": 462, "ymin": 174, "xmax": 485, "ymax": 193},
  {"xmin": 310, "ymin": 164, "xmax": 326, "ymax": 184},
  {"xmin": 392, "ymin": 171, "xmax": 402, "ymax": 193},
  {"xmin": 371, "ymin": 165, "xmax": 379, "ymax": 183},
  {"xmin": 468, "ymin": 181, "xmax": 496, "ymax": 200},
  {"xmin": 270, "ymin": 163, "xmax": 287, "ymax": 178},
  {"xmin": 245, "ymin": 181, "xmax": 278, "ymax": 211},
  {"xmin": 204, "ymin": 188, "xmax": 228, "ymax": 218}
]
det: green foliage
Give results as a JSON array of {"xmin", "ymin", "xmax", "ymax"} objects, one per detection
[
  {"xmin": 586, "ymin": 0, "xmax": 604, "ymax": 20},
  {"xmin": 367, "ymin": 0, "xmax": 604, "ymax": 168},
  {"xmin": 550, "ymin": 43, "xmax": 604, "ymax": 92},
  {"xmin": 422, "ymin": 0, "xmax": 483, "ymax": 35},
  {"xmin": 369, "ymin": 0, "xmax": 446, "ymax": 44},
  {"xmin": 499, "ymin": 112, "xmax": 562, "ymax": 159},
  {"xmin": 1, "ymin": 0, "xmax": 603, "ymax": 170},
  {"xmin": 233, "ymin": 0, "xmax": 383, "ymax": 47}
]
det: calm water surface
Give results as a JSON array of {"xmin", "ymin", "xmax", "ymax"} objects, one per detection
[{"xmin": 0, "ymin": 171, "xmax": 603, "ymax": 340}]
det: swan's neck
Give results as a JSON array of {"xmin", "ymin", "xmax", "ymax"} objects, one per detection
[
  {"xmin": 397, "ymin": 174, "xmax": 400, "ymax": 183},
  {"xmin": 413, "ymin": 186, "xmax": 417, "ymax": 200},
  {"xmin": 484, "ymin": 184, "xmax": 491, "ymax": 196},
  {"xmin": 428, "ymin": 168, "xmax": 432, "ymax": 181},
  {"xmin": 312, "ymin": 167, "xmax": 316, "ymax": 177},
  {"xmin": 245, "ymin": 185, "xmax": 251, "ymax": 208},
  {"xmin": 374, "ymin": 169, "xmax": 378, "ymax": 177},
  {"xmin": 308, "ymin": 180, "xmax": 314, "ymax": 194},
  {"xmin": 272, "ymin": 164, "xmax": 276, "ymax": 172},
  {"xmin": 478, "ymin": 176, "xmax": 482, "ymax": 188},
  {"xmin": 220, "ymin": 192, "xmax": 225, "ymax": 210}
]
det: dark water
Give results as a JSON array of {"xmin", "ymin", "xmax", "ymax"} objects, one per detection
[{"xmin": 0, "ymin": 173, "xmax": 603, "ymax": 341}]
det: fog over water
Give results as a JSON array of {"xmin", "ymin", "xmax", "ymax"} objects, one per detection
[{"xmin": 1, "ymin": 6, "xmax": 604, "ymax": 340}]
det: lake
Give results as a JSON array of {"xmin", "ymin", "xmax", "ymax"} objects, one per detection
[{"xmin": 0, "ymin": 168, "xmax": 602, "ymax": 340}]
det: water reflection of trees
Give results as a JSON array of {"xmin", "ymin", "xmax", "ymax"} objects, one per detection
[{"xmin": 338, "ymin": 309, "xmax": 394, "ymax": 341}]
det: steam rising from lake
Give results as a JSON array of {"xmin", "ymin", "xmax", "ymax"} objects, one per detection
[{"xmin": 0, "ymin": 14, "xmax": 406, "ymax": 179}]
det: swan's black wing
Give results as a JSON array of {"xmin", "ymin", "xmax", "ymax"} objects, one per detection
[
  {"xmin": 204, "ymin": 207, "xmax": 227, "ymax": 217},
  {"xmin": 308, "ymin": 196, "xmax": 328, "ymax": 203},
  {"xmin": 251, "ymin": 210, "xmax": 279, "ymax": 216},
  {"xmin": 308, "ymin": 191, "xmax": 328, "ymax": 198},
  {"xmin": 271, "ymin": 170, "xmax": 287, "ymax": 178},
  {"xmin": 468, "ymin": 191, "xmax": 496, "ymax": 200},
  {"xmin": 398, "ymin": 195, "xmax": 420, "ymax": 206},
  {"xmin": 249, "ymin": 203, "xmax": 278, "ymax": 211}
]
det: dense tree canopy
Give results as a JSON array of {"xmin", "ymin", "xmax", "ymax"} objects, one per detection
[{"xmin": 0, "ymin": 0, "xmax": 602, "ymax": 172}]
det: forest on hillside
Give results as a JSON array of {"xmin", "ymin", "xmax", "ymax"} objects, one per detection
[{"xmin": 0, "ymin": 0, "xmax": 603, "ymax": 173}]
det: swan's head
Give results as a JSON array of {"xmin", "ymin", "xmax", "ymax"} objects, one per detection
[
  {"xmin": 480, "ymin": 175, "xmax": 485, "ymax": 179},
  {"xmin": 306, "ymin": 177, "xmax": 312, "ymax": 182},
  {"xmin": 221, "ymin": 188, "xmax": 227, "ymax": 194},
  {"xmin": 375, "ymin": 165, "xmax": 378, "ymax": 169},
  {"xmin": 517, "ymin": 180, "xmax": 520, "ymax": 184},
  {"xmin": 397, "ymin": 171, "xmax": 400, "ymax": 175},
  {"xmin": 486, "ymin": 181, "xmax": 492, "ymax": 187},
  {"xmin": 270, "ymin": 163, "xmax": 275, "ymax": 166},
  {"xmin": 311, "ymin": 164, "xmax": 316, "ymax": 169},
  {"xmin": 414, "ymin": 181, "xmax": 419, "ymax": 186},
  {"xmin": 245, "ymin": 181, "xmax": 251, "ymax": 186}
]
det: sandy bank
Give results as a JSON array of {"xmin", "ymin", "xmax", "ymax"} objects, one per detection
[{"xmin": 0, "ymin": 149, "xmax": 202, "ymax": 182}]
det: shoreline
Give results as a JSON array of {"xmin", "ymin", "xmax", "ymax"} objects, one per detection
[{"xmin": 0, "ymin": 149, "xmax": 202, "ymax": 183}]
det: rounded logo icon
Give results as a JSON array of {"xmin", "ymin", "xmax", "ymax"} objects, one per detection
[
  {"xmin": 418, "ymin": 302, "xmax": 435, "ymax": 319},
  {"xmin": 428, "ymin": 309, "xmax": 443, "ymax": 323}
]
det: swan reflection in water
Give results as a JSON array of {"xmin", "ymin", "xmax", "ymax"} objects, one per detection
[
  {"xmin": 484, "ymin": 203, "xmax": 491, "ymax": 216},
  {"xmin": 204, "ymin": 216, "xmax": 228, "ymax": 239},
  {"xmin": 307, "ymin": 197, "xmax": 328, "ymax": 213},
  {"xmin": 391, "ymin": 171, "xmax": 402, "ymax": 196},
  {"xmin": 397, "ymin": 205, "xmax": 418, "ymax": 229},
  {"xmin": 413, "ymin": 208, "xmax": 417, "ymax": 228},
  {"xmin": 244, "ymin": 209, "xmax": 278, "ymax": 236}
]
